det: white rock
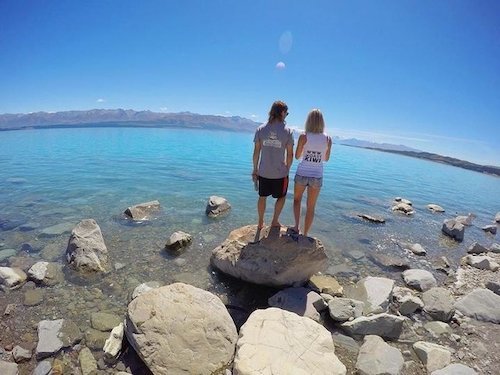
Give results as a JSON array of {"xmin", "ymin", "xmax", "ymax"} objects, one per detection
[
  {"xmin": 36, "ymin": 319, "xmax": 81, "ymax": 359},
  {"xmin": 427, "ymin": 204, "xmax": 445, "ymax": 213},
  {"xmin": 431, "ymin": 363, "xmax": 478, "ymax": 374},
  {"xmin": 413, "ymin": 341, "xmax": 451, "ymax": 373},
  {"xmin": 481, "ymin": 225, "xmax": 497, "ymax": 234},
  {"xmin": 0, "ymin": 360, "xmax": 18, "ymax": 375},
  {"xmin": 355, "ymin": 335, "xmax": 404, "ymax": 375},
  {"xmin": 463, "ymin": 255, "xmax": 499, "ymax": 271},
  {"xmin": 455, "ymin": 213, "xmax": 476, "ymax": 226},
  {"xmin": 104, "ymin": 323, "xmax": 124, "ymax": 360},
  {"xmin": 12, "ymin": 345, "xmax": 31, "ymax": 362},
  {"xmin": 0, "ymin": 267, "xmax": 27, "ymax": 288},
  {"xmin": 454, "ymin": 288, "xmax": 500, "ymax": 323},
  {"xmin": 27, "ymin": 262, "xmax": 49, "ymax": 282},
  {"xmin": 233, "ymin": 307, "xmax": 346, "ymax": 375},
  {"xmin": 206, "ymin": 196, "xmax": 231, "ymax": 217},
  {"xmin": 410, "ymin": 243, "xmax": 427, "ymax": 256},
  {"xmin": 341, "ymin": 313, "xmax": 406, "ymax": 340},
  {"xmin": 392, "ymin": 203, "xmax": 414, "ymax": 215},
  {"xmin": 402, "ymin": 269, "xmax": 437, "ymax": 291},
  {"xmin": 32, "ymin": 360, "xmax": 52, "ymax": 375},
  {"xmin": 490, "ymin": 243, "xmax": 500, "ymax": 253},
  {"xmin": 424, "ymin": 321, "xmax": 452, "ymax": 337},
  {"xmin": 344, "ymin": 276, "xmax": 394, "ymax": 314}
]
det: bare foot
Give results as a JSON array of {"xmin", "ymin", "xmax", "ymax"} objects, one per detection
[
  {"xmin": 271, "ymin": 221, "xmax": 282, "ymax": 228},
  {"xmin": 257, "ymin": 223, "xmax": 265, "ymax": 230}
]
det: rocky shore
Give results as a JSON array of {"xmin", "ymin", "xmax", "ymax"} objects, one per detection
[{"xmin": 0, "ymin": 199, "xmax": 498, "ymax": 374}]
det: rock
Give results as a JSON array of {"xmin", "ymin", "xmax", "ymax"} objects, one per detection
[
  {"xmin": 103, "ymin": 323, "xmax": 124, "ymax": 361},
  {"xmin": 27, "ymin": 262, "xmax": 64, "ymax": 286},
  {"xmin": 424, "ymin": 321, "xmax": 451, "ymax": 336},
  {"xmin": 422, "ymin": 287, "xmax": 455, "ymax": 322},
  {"xmin": 355, "ymin": 335, "xmax": 404, "ymax": 375},
  {"xmin": 308, "ymin": 274, "xmax": 343, "ymax": 296},
  {"xmin": 344, "ymin": 276, "xmax": 394, "ymax": 314},
  {"xmin": 0, "ymin": 360, "xmax": 18, "ymax": 375},
  {"xmin": 12, "ymin": 345, "xmax": 31, "ymax": 362},
  {"xmin": 78, "ymin": 347, "xmax": 97, "ymax": 375},
  {"xmin": 211, "ymin": 225, "xmax": 328, "ymax": 287},
  {"xmin": 32, "ymin": 360, "xmax": 52, "ymax": 375},
  {"xmin": 431, "ymin": 363, "xmax": 478, "ymax": 374},
  {"xmin": 455, "ymin": 213, "xmax": 476, "ymax": 226},
  {"xmin": 66, "ymin": 219, "xmax": 109, "ymax": 272},
  {"xmin": 205, "ymin": 195, "xmax": 231, "ymax": 217},
  {"xmin": 413, "ymin": 341, "xmax": 451, "ymax": 373},
  {"xmin": 394, "ymin": 197, "xmax": 412, "ymax": 205},
  {"xmin": 328, "ymin": 298, "xmax": 364, "ymax": 322},
  {"xmin": 357, "ymin": 214, "xmax": 385, "ymax": 223},
  {"xmin": 19, "ymin": 222, "xmax": 40, "ymax": 231},
  {"xmin": 398, "ymin": 295, "xmax": 424, "ymax": 316},
  {"xmin": 467, "ymin": 242, "xmax": 488, "ymax": 254},
  {"xmin": 4, "ymin": 303, "xmax": 16, "ymax": 315},
  {"xmin": 392, "ymin": 203, "xmax": 414, "ymax": 215},
  {"xmin": 332, "ymin": 333, "xmax": 360, "ymax": 353},
  {"xmin": 131, "ymin": 281, "xmax": 161, "ymax": 300},
  {"xmin": 125, "ymin": 283, "xmax": 237, "ymax": 375},
  {"xmin": 0, "ymin": 249, "xmax": 16, "ymax": 262},
  {"xmin": 482, "ymin": 225, "xmax": 497, "ymax": 234},
  {"xmin": 0, "ymin": 267, "xmax": 27, "ymax": 288},
  {"xmin": 90, "ymin": 312, "xmax": 122, "ymax": 332},
  {"xmin": 496, "ymin": 212, "xmax": 500, "ymax": 223},
  {"xmin": 341, "ymin": 313, "xmax": 406, "ymax": 340},
  {"xmin": 84, "ymin": 329, "xmax": 109, "ymax": 350},
  {"xmin": 463, "ymin": 255, "xmax": 499, "ymax": 271},
  {"xmin": 369, "ymin": 253, "xmax": 410, "ymax": 270},
  {"xmin": 486, "ymin": 280, "xmax": 500, "ymax": 295},
  {"xmin": 409, "ymin": 243, "xmax": 427, "ymax": 256},
  {"xmin": 36, "ymin": 319, "xmax": 82, "ymax": 359},
  {"xmin": 24, "ymin": 288, "xmax": 45, "ymax": 306},
  {"xmin": 233, "ymin": 307, "xmax": 346, "ymax": 375},
  {"xmin": 490, "ymin": 243, "xmax": 500, "ymax": 253},
  {"xmin": 39, "ymin": 222, "xmax": 75, "ymax": 237},
  {"xmin": 427, "ymin": 204, "xmax": 445, "ymax": 213},
  {"xmin": 165, "ymin": 231, "xmax": 192, "ymax": 251},
  {"xmin": 268, "ymin": 287, "xmax": 323, "ymax": 321},
  {"xmin": 124, "ymin": 200, "xmax": 160, "ymax": 220},
  {"xmin": 402, "ymin": 269, "xmax": 437, "ymax": 291},
  {"xmin": 441, "ymin": 219, "xmax": 465, "ymax": 242},
  {"xmin": 454, "ymin": 288, "xmax": 500, "ymax": 323}
]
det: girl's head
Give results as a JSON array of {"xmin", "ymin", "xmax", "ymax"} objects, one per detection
[
  {"xmin": 305, "ymin": 109, "xmax": 325, "ymax": 133},
  {"xmin": 268, "ymin": 100, "xmax": 288, "ymax": 123}
]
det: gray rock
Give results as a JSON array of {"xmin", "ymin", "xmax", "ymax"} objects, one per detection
[
  {"xmin": 369, "ymin": 253, "xmax": 410, "ymax": 270},
  {"xmin": 489, "ymin": 243, "xmax": 500, "ymax": 253},
  {"xmin": 125, "ymin": 283, "xmax": 238, "ymax": 375},
  {"xmin": 206, "ymin": 196, "xmax": 231, "ymax": 217},
  {"xmin": 12, "ymin": 345, "xmax": 32, "ymax": 362},
  {"xmin": 211, "ymin": 225, "xmax": 327, "ymax": 287},
  {"xmin": 36, "ymin": 319, "xmax": 82, "ymax": 359},
  {"xmin": 341, "ymin": 313, "xmax": 406, "ymax": 340},
  {"xmin": 124, "ymin": 200, "xmax": 161, "ymax": 220},
  {"xmin": 0, "ymin": 360, "xmax": 18, "ymax": 375},
  {"xmin": 455, "ymin": 213, "xmax": 476, "ymax": 226},
  {"xmin": 165, "ymin": 231, "xmax": 192, "ymax": 251},
  {"xmin": 413, "ymin": 341, "xmax": 451, "ymax": 373},
  {"xmin": 27, "ymin": 262, "xmax": 64, "ymax": 286},
  {"xmin": 467, "ymin": 242, "xmax": 488, "ymax": 254},
  {"xmin": 463, "ymin": 255, "xmax": 499, "ymax": 271},
  {"xmin": 0, "ymin": 249, "xmax": 16, "ymax": 262},
  {"xmin": 39, "ymin": 222, "xmax": 75, "ymax": 237},
  {"xmin": 424, "ymin": 321, "xmax": 451, "ymax": 336},
  {"xmin": 409, "ymin": 243, "xmax": 427, "ymax": 256},
  {"xmin": 392, "ymin": 203, "xmax": 414, "ymax": 215},
  {"xmin": 441, "ymin": 219, "xmax": 464, "ymax": 242},
  {"xmin": 431, "ymin": 363, "xmax": 478, "ymax": 374},
  {"xmin": 422, "ymin": 287, "xmax": 455, "ymax": 322},
  {"xmin": 32, "ymin": 360, "xmax": 52, "ymax": 375},
  {"xmin": 268, "ymin": 287, "xmax": 323, "ymax": 321},
  {"xmin": 90, "ymin": 312, "xmax": 122, "ymax": 332},
  {"xmin": 0, "ymin": 267, "xmax": 27, "ymax": 288},
  {"xmin": 402, "ymin": 269, "xmax": 437, "ymax": 291},
  {"xmin": 454, "ymin": 288, "xmax": 500, "ymax": 323},
  {"xmin": 357, "ymin": 214, "xmax": 385, "ymax": 223},
  {"xmin": 486, "ymin": 280, "xmax": 500, "ymax": 295},
  {"xmin": 328, "ymin": 298, "xmax": 364, "ymax": 322},
  {"xmin": 355, "ymin": 335, "xmax": 404, "ymax": 375},
  {"xmin": 24, "ymin": 288, "xmax": 45, "ymax": 306},
  {"xmin": 66, "ymin": 219, "xmax": 109, "ymax": 272},
  {"xmin": 482, "ymin": 225, "xmax": 497, "ymax": 234},
  {"xmin": 394, "ymin": 197, "xmax": 412, "ymax": 205},
  {"xmin": 427, "ymin": 204, "xmax": 445, "ymax": 213},
  {"xmin": 344, "ymin": 276, "xmax": 394, "ymax": 314},
  {"xmin": 233, "ymin": 307, "xmax": 346, "ymax": 375},
  {"xmin": 398, "ymin": 295, "xmax": 424, "ymax": 316},
  {"xmin": 332, "ymin": 333, "xmax": 360, "ymax": 353}
]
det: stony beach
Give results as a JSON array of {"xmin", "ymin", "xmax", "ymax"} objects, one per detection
[{"xmin": 0, "ymin": 197, "xmax": 499, "ymax": 374}]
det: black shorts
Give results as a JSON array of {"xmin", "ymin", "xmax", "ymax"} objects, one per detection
[{"xmin": 258, "ymin": 176, "xmax": 289, "ymax": 198}]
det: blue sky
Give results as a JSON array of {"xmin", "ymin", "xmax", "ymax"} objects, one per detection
[{"xmin": 1, "ymin": 1, "xmax": 499, "ymax": 165}]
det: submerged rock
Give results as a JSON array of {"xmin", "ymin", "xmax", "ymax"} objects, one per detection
[
  {"xmin": 233, "ymin": 307, "xmax": 346, "ymax": 375},
  {"xmin": 165, "ymin": 231, "xmax": 192, "ymax": 251},
  {"xmin": 0, "ymin": 266, "xmax": 27, "ymax": 288},
  {"xmin": 78, "ymin": 347, "xmax": 97, "ymax": 375},
  {"xmin": 40, "ymin": 222, "xmax": 75, "ymax": 237},
  {"xmin": 28, "ymin": 261, "xmax": 64, "ymax": 286},
  {"xmin": 441, "ymin": 219, "xmax": 464, "ymax": 242},
  {"xmin": 66, "ymin": 219, "xmax": 109, "ymax": 272},
  {"xmin": 206, "ymin": 195, "xmax": 231, "ymax": 217},
  {"xmin": 124, "ymin": 200, "xmax": 160, "ymax": 220},
  {"xmin": 211, "ymin": 225, "xmax": 327, "ymax": 287},
  {"xmin": 355, "ymin": 335, "xmax": 404, "ymax": 375},
  {"xmin": 391, "ymin": 203, "xmax": 414, "ymax": 215},
  {"xmin": 369, "ymin": 253, "xmax": 410, "ymax": 270},
  {"xmin": 36, "ymin": 319, "xmax": 82, "ymax": 359},
  {"xmin": 357, "ymin": 214, "xmax": 386, "ymax": 223}
]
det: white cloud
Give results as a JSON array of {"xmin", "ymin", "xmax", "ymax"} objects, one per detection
[
  {"xmin": 159, "ymin": 107, "xmax": 168, "ymax": 112},
  {"xmin": 225, "ymin": 111, "xmax": 232, "ymax": 115},
  {"xmin": 251, "ymin": 114, "xmax": 258, "ymax": 119},
  {"xmin": 97, "ymin": 98, "xmax": 105, "ymax": 103},
  {"xmin": 276, "ymin": 61, "xmax": 286, "ymax": 70}
]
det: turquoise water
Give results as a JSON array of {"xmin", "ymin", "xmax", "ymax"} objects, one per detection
[{"xmin": 0, "ymin": 127, "xmax": 499, "ymax": 325}]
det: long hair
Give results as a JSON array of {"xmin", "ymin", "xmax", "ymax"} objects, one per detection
[
  {"xmin": 268, "ymin": 100, "xmax": 288, "ymax": 123},
  {"xmin": 305, "ymin": 109, "xmax": 325, "ymax": 133}
]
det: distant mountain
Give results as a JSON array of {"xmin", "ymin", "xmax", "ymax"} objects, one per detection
[
  {"xmin": 335, "ymin": 137, "xmax": 421, "ymax": 152},
  {"xmin": 0, "ymin": 109, "xmax": 260, "ymax": 133}
]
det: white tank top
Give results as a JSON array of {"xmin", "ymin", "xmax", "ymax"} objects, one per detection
[{"xmin": 296, "ymin": 132, "xmax": 328, "ymax": 178}]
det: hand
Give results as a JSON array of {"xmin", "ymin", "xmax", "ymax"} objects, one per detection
[{"xmin": 251, "ymin": 170, "xmax": 258, "ymax": 181}]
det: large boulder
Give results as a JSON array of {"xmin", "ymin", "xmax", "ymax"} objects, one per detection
[
  {"xmin": 441, "ymin": 219, "xmax": 465, "ymax": 242},
  {"xmin": 66, "ymin": 219, "xmax": 109, "ymax": 272},
  {"xmin": 454, "ymin": 288, "xmax": 500, "ymax": 323},
  {"xmin": 36, "ymin": 319, "xmax": 82, "ymax": 359},
  {"xmin": 124, "ymin": 200, "xmax": 160, "ymax": 220},
  {"xmin": 402, "ymin": 269, "xmax": 437, "ymax": 291},
  {"xmin": 268, "ymin": 287, "xmax": 323, "ymax": 321},
  {"xmin": 341, "ymin": 313, "xmax": 406, "ymax": 340},
  {"xmin": 344, "ymin": 276, "xmax": 394, "ymax": 314},
  {"xmin": 211, "ymin": 225, "xmax": 328, "ymax": 287},
  {"xmin": 355, "ymin": 335, "xmax": 404, "ymax": 375},
  {"xmin": 206, "ymin": 196, "xmax": 231, "ymax": 217},
  {"xmin": 422, "ymin": 287, "xmax": 455, "ymax": 322},
  {"xmin": 233, "ymin": 307, "xmax": 346, "ymax": 375},
  {"xmin": 125, "ymin": 283, "xmax": 237, "ymax": 375}
]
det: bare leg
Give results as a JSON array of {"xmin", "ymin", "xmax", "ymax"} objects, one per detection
[
  {"xmin": 303, "ymin": 186, "xmax": 321, "ymax": 236},
  {"xmin": 257, "ymin": 196, "xmax": 266, "ymax": 229},
  {"xmin": 293, "ymin": 183, "xmax": 307, "ymax": 232},
  {"xmin": 271, "ymin": 196, "xmax": 286, "ymax": 227}
]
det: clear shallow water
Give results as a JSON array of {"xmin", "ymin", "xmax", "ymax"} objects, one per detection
[{"xmin": 0, "ymin": 127, "xmax": 499, "ymax": 368}]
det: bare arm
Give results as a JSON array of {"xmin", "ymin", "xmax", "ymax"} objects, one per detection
[
  {"xmin": 324, "ymin": 135, "xmax": 333, "ymax": 162},
  {"xmin": 286, "ymin": 142, "xmax": 294, "ymax": 173},
  {"xmin": 295, "ymin": 134, "xmax": 307, "ymax": 160},
  {"xmin": 252, "ymin": 140, "xmax": 261, "ymax": 179}
]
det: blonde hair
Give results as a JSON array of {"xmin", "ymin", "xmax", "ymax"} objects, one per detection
[
  {"xmin": 268, "ymin": 100, "xmax": 288, "ymax": 123},
  {"xmin": 305, "ymin": 109, "xmax": 325, "ymax": 133}
]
